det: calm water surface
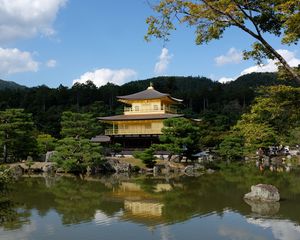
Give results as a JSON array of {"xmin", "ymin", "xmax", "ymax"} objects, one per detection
[{"xmin": 1, "ymin": 171, "xmax": 300, "ymax": 240}]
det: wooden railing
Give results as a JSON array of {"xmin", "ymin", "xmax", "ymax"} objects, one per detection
[
  {"xmin": 105, "ymin": 128, "xmax": 162, "ymax": 135},
  {"xmin": 124, "ymin": 106, "xmax": 177, "ymax": 114}
]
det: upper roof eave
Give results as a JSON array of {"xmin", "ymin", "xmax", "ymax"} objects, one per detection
[{"xmin": 117, "ymin": 88, "xmax": 182, "ymax": 103}]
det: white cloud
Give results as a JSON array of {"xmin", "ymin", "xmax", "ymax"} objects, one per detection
[
  {"xmin": 218, "ymin": 224, "xmax": 267, "ymax": 240},
  {"xmin": 46, "ymin": 59, "xmax": 57, "ymax": 68},
  {"xmin": 241, "ymin": 49, "xmax": 300, "ymax": 75},
  {"xmin": 154, "ymin": 48, "xmax": 173, "ymax": 75},
  {"xmin": 247, "ymin": 218, "xmax": 300, "ymax": 240},
  {"xmin": 218, "ymin": 77, "xmax": 235, "ymax": 83},
  {"xmin": 215, "ymin": 48, "xmax": 243, "ymax": 66},
  {"xmin": 94, "ymin": 210, "xmax": 123, "ymax": 226},
  {"xmin": 218, "ymin": 49, "xmax": 300, "ymax": 82},
  {"xmin": 0, "ymin": 0, "xmax": 67, "ymax": 43},
  {"xmin": 0, "ymin": 47, "xmax": 39, "ymax": 75},
  {"xmin": 73, "ymin": 68, "xmax": 137, "ymax": 87}
]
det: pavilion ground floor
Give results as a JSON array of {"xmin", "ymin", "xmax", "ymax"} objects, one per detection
[{"xmin": 110, "ymin": 134, "xmax": 161, "ymax": 149}]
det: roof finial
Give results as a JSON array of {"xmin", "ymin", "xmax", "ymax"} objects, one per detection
[{"xmin": 147, "ymin": 82, "xmax": 154, "ymax": 90}]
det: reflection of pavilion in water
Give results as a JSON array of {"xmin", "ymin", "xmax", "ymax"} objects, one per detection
[
  {"xmin": 124, "ymin": 200, "xmax": 163, "ymax": 217},
  {"xmin": 108, "ymin": 181, "xmax": 180, "ymax": 225},
  {"xmin": 119, "ymin": 182, "xmax": 175, "ymax": 193}
]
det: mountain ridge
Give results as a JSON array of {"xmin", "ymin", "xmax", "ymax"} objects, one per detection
[{"xmin": 0, "ymin": 79, "xmax": 27, "ymax": 90}]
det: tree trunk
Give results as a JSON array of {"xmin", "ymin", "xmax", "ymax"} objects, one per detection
[
  {"xmin": 3, "ymin": 143, "xmax": 7, "ymax": 163},
  {"xmin": 258, "ymin": 37, "xmax": 300, "ymax": 83},
  {"xmin": 3, "ymin": 132, "xmax": 9, "ymax": 163},
  {"xmin": 76, "ymin": 92, "xmax": 80, "ymax": 111}
]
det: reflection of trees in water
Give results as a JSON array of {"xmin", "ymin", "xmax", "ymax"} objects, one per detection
[
  {"xmin": 6, "ymin": 176, "xmax": 123, "ymax": 228},
  {"xmin": 2, "ymin": 170, "xmax": 300, "ymax": 230},
  {"xmin": 219, "ymin": 163, "xmax": 300, "ymax": 196},
  {"xmin": 50, "ymin": 178, "xmax": 121, "ymax": 224},
  {"xmin": 219, "ymin": 165, "xmax": 300, "ymax": 224},
  {"xmin": 0, "ymin": 193, "xmax": 31, "ymax": 230},
  {"xmin": 0, "ymin": 200, "xmax": 18, "ymax": 229},
  {"xmin": 161, "ymin": 174, "xmax": 250, "ymax": 223},
  {"xmin": 158, "ymin": 169, "xmax": 300, "ymax": 226}
]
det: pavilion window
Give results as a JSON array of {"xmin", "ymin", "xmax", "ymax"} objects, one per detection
[{"xmin": 142, "ymin": 103, "xmax": 151, "ymax": 110}]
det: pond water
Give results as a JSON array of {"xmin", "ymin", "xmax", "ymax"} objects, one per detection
[{"xmin": 1, "ymin": 169, "xmax": 300, "ymax": 240}]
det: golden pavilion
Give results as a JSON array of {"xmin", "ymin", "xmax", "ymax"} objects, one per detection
[{"xmin": 98, "ymin": 83, "xmax": 183, "ymax": 148}]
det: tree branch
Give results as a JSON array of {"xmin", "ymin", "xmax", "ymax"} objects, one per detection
[
  {"xmin": 234, "ymin": 1, "xmax": 263, "ymax": 38},
  {"xmin": 201, "ymin": 0, "xmax": 260, "ymax": 40},
  {"xmin": 201, "ymin": 0, "xmax": 300, "ymax": 82}
]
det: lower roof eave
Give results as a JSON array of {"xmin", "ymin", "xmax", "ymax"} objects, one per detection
[
  {"xmin": 112, "ymin": 134, "xmax": 161, "ymax": 137},
  {"xmin": 98, "ymin": 114, "xmax": 184, "ymax": 122}
]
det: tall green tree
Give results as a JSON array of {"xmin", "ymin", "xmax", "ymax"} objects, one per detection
[
  {"xmin": 231, "ymin": 85, "xmax": 300, "ymax": 150},
  {"xmin": 218, "ymin": 131, "xmax": 244, "ymax": 161},
  {"xmin": 60, "ymin": 111, "xmax": 102, "ymax": 139},
  {"xmin": 146, "ymin": 0, "xmax": 300, "ymax": 82},
  {"xmin": 159, "ymin": 118, "xmax": 201, "ymax": 160},
  {"xmin": 0, "ymin": 109, "xmax": 37, "ymax": 162}
]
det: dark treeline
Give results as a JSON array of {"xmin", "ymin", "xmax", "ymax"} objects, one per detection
[{"xmin": 0, "ymin": 72, "xmax": 298, "ymax": 138}]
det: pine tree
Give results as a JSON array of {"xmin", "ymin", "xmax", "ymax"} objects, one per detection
[
  {"xmin": 0, "ymin": 109, "xmax": 37, "ymax": 162},
  {"xmin": 60, "ymin": 111, "xmax": 102, "ymax": 139}
]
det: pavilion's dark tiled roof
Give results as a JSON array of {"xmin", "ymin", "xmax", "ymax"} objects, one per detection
[
  {"xmin": 98, "ymin": 114, "xmax": 183, "ymax": 121},
  {"xmin": 117, "ymin": 87, "xmax": 182, "ymax": 103}
]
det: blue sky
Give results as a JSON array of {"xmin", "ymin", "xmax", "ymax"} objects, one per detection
[{"xmin": 0, "ymin": 0, "xmax": 299, "ymax": 88}]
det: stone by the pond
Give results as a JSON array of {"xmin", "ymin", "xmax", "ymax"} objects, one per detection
[
  {"xmin": 9, "ymin": 165, "xmax": 23, "ymax": 177},
  {"xmin": 42, "ymin": 163, "xmax": 56, "ymax": 173},
  {"xmin": 244, "ymin": 184, "xmax": 280, "ymax": 202},
  {"xmin": 183, "ymin": 165, "xmax": 195, "ymax": 175},
  {"xmin": 100, "ymin": 158, "xmax": 131, "ymax": 173},
  {"xmin": 56, "ymin": 168, "xmax": 65, "ymax": 173},
  {"xmin": 9, "ymin": 162, "xmax": 56, "ymax": 174},
  {"xmin": 153, "ymin": 166, "xmax": 160, "ymax": 175},
  {"xmin": 244, "ymin": 198, "xmax": 280, "ymax": 215}
]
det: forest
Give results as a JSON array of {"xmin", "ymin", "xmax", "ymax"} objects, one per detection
[
  {"xmin": 0, "ymin": 72, "xmax": 300, "ymax": 167},
  {"xmin": 0, "ymin": 72, "xmax": 294, "ymax": 137}
]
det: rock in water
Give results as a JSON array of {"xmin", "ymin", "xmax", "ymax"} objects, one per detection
[{"xmin": 244, "ymin": 184, "xmax": 280, "ymax": 202}]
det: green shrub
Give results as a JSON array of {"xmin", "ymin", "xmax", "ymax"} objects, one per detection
[{"xmin": 133, "ymin": 149, "xmax": 157, "ymax": 168}]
